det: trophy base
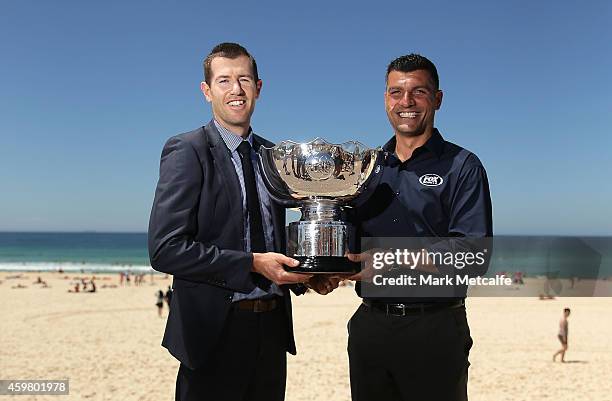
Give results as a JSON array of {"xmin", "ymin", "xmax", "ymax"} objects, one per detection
[{"xmin": 286, "ymin": 256, "xmax": 359, "ymax": 274}]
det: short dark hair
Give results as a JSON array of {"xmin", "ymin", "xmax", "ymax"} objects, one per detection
[
  {"xmin": 203, "ymin": 42, "xmax": 259, "ymax": 85},
  {"xmin": 564, "ymin": 308, "xmax": 571, "ymax": 313},
  {"xmin": 386, "ymin": 53, "xmax": 439, "ymax": 90}
]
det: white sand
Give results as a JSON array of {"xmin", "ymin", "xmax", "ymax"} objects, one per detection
[{"xmin": 1, "ymin": 272, "xmax": 612, "ymax": 401}]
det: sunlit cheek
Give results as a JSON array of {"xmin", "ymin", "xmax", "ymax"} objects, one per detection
[{"xmin": 216, "ymin": 82, "xmax": 231, "ymax": 92}]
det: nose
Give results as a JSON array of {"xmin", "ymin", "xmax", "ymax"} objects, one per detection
[
  {"xmin": 230, "ymin": 79, "xmax": 245, "ymax": 95},
  {"xmin": 399, "ymin": 91, "xmax": 414, "ymax": 107}
]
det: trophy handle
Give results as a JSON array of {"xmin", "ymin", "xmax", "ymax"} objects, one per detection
[
  {"xmin": 257, "ymin": 150, "xmax": 300, "ymax": 207},
  {"xmin": 347, "ymin": 148, "xmax": 384, "ymax": 208}
]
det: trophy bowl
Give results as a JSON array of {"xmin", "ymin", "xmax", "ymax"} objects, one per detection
[{"xmin": 258, "ymin": 138, "xmax": 380, "ymax": 274}]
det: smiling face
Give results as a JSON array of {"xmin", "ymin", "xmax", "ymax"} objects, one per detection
[
  {"xmin": 201, "ymin": 55, "xmax": 262, "ymax": 135},
  {"xmin": 385, "ymin": 69, "xmax": 442, "ymax": 139}
]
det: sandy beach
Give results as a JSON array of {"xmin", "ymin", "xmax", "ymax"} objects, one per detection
[{"xmin": 1, "ymin": 272, "xmax": 612, "ymax": 401}]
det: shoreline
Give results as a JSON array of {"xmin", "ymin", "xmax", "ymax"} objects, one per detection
[{"xmin": 0, "ymin": 262, "xmax": 154, "ymax": 273}]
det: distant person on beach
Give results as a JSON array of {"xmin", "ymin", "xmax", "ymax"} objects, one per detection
[
  {"xmin": 513, "ymin": 271, "xmax": 524, "ymax": 285},
  {"xmin": 148, "ymin": 42, "xmax": 337, "ymax": 401},
  {"xmin": 68, "ymin": 283, "xmax": 80, "ymax": 293},
  {"xmin": 33, "ymin": 276, "xmax": 48, "ymax": 286},
  {"xmin": 155, "ymin": 290, "xmax": 164, "ymax": 317},
  {"xmin": 164, "ymin": 286, "xmax": 172, "ymax": 309},
  {"xmin": 553, "ymin": 308, "xmax": 571, "ymax": 362}
]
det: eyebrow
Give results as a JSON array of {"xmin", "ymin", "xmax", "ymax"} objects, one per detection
[
  {"xmin": 215, "ymin": 74, "xmax": 254, "ymax": 80},
  {"xmin": 387, "ymin": 85, "xmax": 433, "ymax": 91}
]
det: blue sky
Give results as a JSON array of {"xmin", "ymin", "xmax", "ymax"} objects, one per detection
[{"xmin": 1, "ymin": 0, "xmax": 610, "ymax": 235}]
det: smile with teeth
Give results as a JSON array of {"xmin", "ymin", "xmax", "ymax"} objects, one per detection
[
  {"xmin": 228, "ymin": 100, "xmax": 246, "ymax": 106},
  {"xmin": 399, "ymin": 111, "xmax": 418, "ymax": 118}
]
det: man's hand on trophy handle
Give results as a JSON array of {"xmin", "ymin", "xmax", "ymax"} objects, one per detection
[
  {"xmin": 252, "ymin": 252, "xmax": 312, "ymax": 285},
  {"xmin": 344, "ymin": 253, "xmax": 375, "ymax": 282}
]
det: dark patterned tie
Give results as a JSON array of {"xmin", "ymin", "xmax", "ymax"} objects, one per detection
[
  {"xmin": 237, "ymin": 141, "xmax": 267, "ymax": 252},
  {"xmin": 237, "ymin": 141, "xmax": 271, "ymax": 291}
]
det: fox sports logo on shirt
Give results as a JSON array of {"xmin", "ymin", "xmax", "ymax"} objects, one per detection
[{"xmin": 419, "ymin": 174, "xmax": 444, "ymax": 187}]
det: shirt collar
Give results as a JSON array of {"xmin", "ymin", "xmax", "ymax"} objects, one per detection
[
  {"xmin": 214, "ymin": 119, "xmax": 253, "ymax": 152},
  {"xmin": 382, "ymin": 128, "xmax": 445, "ymax": 160}
]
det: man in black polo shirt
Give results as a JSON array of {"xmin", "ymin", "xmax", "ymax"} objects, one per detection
[{"xmin": 346, "ymin": 54, "xmax": 493, "ymax": 401}]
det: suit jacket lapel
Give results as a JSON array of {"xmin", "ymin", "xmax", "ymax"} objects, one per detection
[
  {"xmin": 205, "ymin": 121, "xmax": 245, "ymax": 241},
  {"xmin": 206, "ymin": 126, "xmax": 286, "ymax": 254}
]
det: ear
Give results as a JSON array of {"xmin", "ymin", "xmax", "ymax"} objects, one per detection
[
  {"xmin": 201, "ymin": 81, "xmax": 212, "ymax": 103},
  {"xmin": 255, "ymin": 79, "xmax": 263, "ymax": 99},
  {"xmin": 434, "ymin": 90, "xmax": 443, "ymax": 110}
]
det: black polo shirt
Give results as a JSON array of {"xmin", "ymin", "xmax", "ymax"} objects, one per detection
[{"xmin": 349, "ymin": 128, "xmax": 493, "ymax": 301}]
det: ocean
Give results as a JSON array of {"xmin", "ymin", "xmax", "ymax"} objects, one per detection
[
  {"xmin": 0, "ymin": 232, "xmax": 611, "ymax": 278},
  {"xmin": 0, "ymin": 232, "xmax": 150, "ymax": 272}
]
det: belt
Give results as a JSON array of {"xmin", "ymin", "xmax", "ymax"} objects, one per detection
[
  {"xmin": 233, "ymin": 297, "xmax": 280, "ymax": 313},
  {"xmin": 362, "ymin": 299, "xmax": 464, "ymax": 317}
]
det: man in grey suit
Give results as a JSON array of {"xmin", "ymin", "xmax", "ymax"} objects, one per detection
[{"xmin": 148, "ymin": 42, "xmax": 336, "ymax": 401}]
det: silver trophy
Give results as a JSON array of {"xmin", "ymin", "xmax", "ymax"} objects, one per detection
[{"xmin": 258, "ymin": 138, "xmax": 380, "ymax": 274}]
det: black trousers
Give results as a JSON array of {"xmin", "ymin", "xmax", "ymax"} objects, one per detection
[
  {"xmin": 348, "ymin": 303, "xmax": 473, "ymax": 401},
  {"xmin": 176, "ymin": 305, "xmax": 288, "ymax": 401}
]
